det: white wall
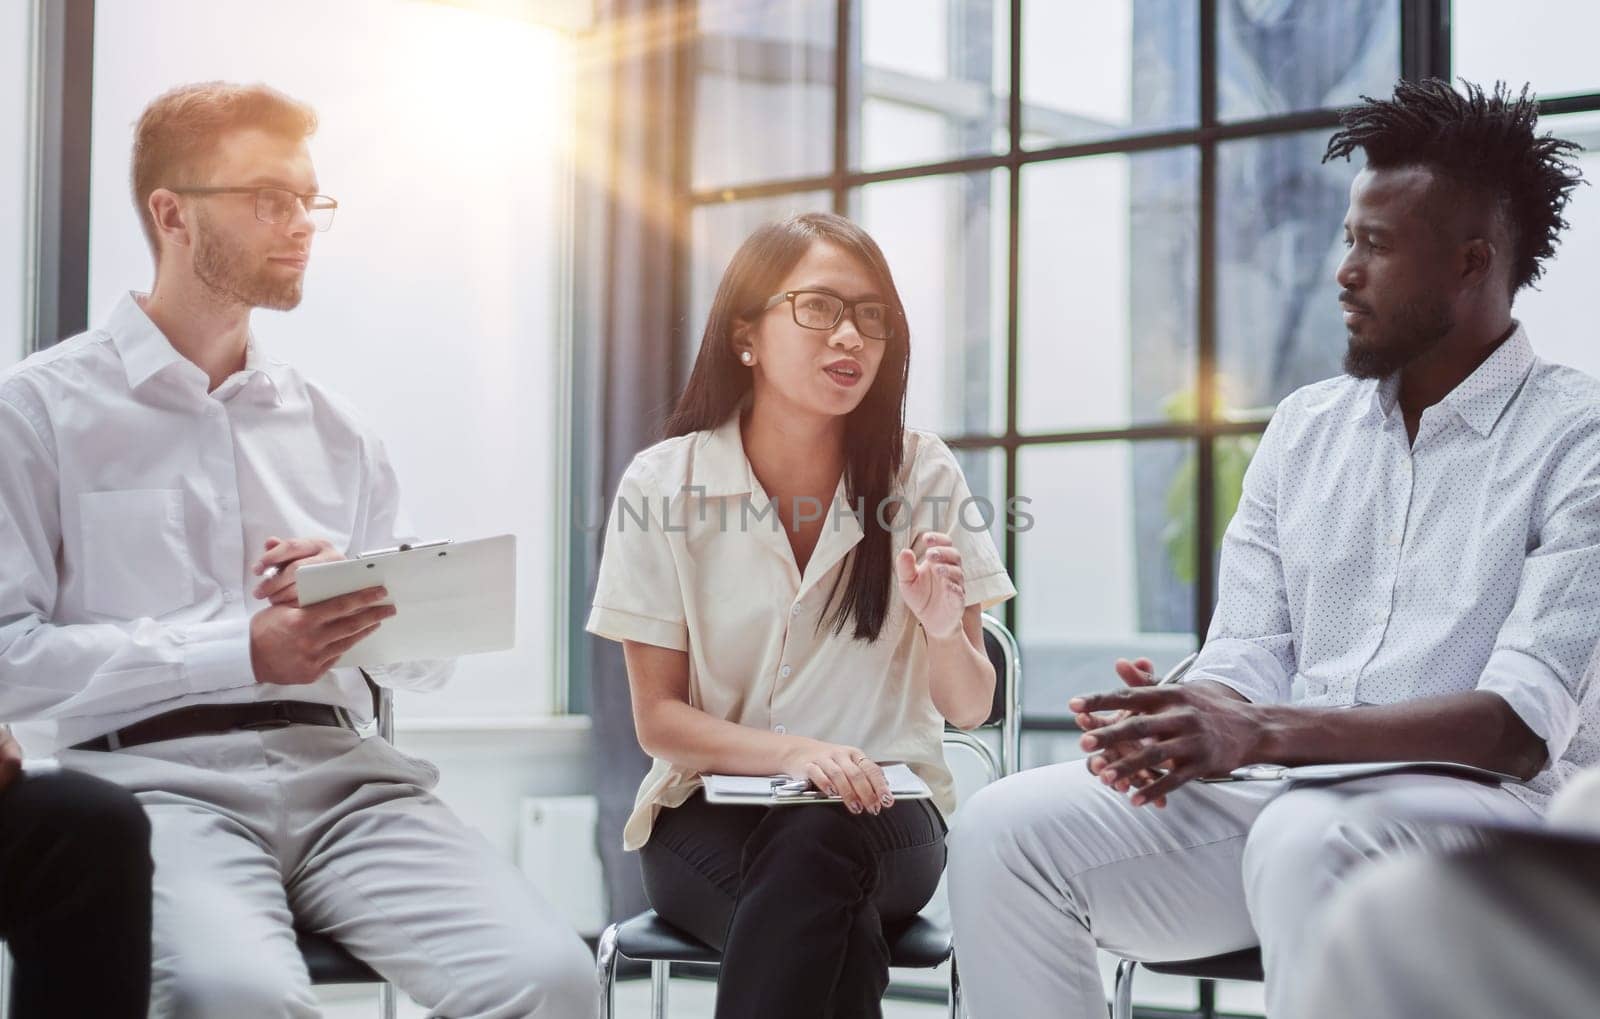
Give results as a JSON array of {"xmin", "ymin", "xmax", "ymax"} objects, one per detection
[
  {"xmin": 1, "ymin": 0, "xmax": 29, "ymax": 369},
  {"xmin": 87, "ymin": 0, "xmax": 574, "ymax": 721}
]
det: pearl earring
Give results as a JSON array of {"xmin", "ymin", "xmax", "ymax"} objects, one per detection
[{"xmin": 741, "ymin": 351, "xmax": 753, "ymax": 365}]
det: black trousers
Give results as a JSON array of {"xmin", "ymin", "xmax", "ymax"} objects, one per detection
[
  {"xmin": 0, "ymin": 769, "xmax": 153, "ymax": 1019},
  {"xmin": 640, "ymin": 790, "xmax": 946, "ymax": 1019}
]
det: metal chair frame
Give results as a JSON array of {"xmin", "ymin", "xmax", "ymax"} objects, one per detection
[{"xmin": 595, "ymin": 613, "xmax": 1022, "ymax": 1018}]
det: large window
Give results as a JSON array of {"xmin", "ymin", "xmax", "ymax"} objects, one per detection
[
  {"xmin": 1, "ymin": 0, "xmax": 30, "ymax": 370},
  {"xmin": 88, "ymin": 0, "xmax": 575, "ymax": 721},
  {"xmin": 680, "ymin": 0, "xmax": 1401, "ymax": 762}
]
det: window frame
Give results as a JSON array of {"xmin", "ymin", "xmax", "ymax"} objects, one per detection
[{"xmin": 667, "ymin": 0, "xmax": 1600, "ymax": 736}]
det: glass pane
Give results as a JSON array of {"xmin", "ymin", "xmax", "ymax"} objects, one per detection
[
  {"xmin": 854, "ymin": 170, "xmax": 1007, "ymax": 437},
  {"xmin": 851, "ymin": 0, "xmax": 1008, "ymax": 171},
  {"xmin": 1018, "ymin": 148, "xmax": 1199, "ymax": 433},
  {"xmin": 1216, "ymin": 129, "xmax": 1359, "ymax": 417},
  {"xmin": 950, "ymin": 445, "xmax": 1006, "ymax": 565},
  {"xmin": 1021, "ymin": 0, "xmax": 1197, "ymax": 148},
  {"xmin": 693, "ymin": 0, "xmax": 835, "ymax": 191},
  {"xmin": 1515, "ymin": 111, "xmax": 1600, "ymax": 378},
  {"xmin": 1014, "ymin": 440, "xmax": 1198, "ymax": 720},
  {"xmin": 685, "ymin": 190, "xmax": 833, "ymax": 391},
  {"xmin": 1, "ymin": 0, "xmax": 27, "ymax": 369},
  {"xmin": 1219, "ymin": 0, "xmax": 1400, "ymax": 122},
  {"xmin": 1454, "ymin": 0, "xmax": 1600, "ymax": 102},
  {"xmin": 89, "ymin": 0, "xmax": 573, "ymax": 719}
]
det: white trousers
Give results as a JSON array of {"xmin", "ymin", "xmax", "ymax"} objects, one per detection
[
  {"xmin": 945, "ymin": 761, "xmax": 1535, "ymax": 1018},
  {"xmin": 60, "ymin": 725, "xmax": 596, "ymax": 1019}
]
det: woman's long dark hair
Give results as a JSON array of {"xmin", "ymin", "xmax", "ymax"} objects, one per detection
[{"xmin": 664, "ymin": 212, "xmax": 911, "ymax": 642}]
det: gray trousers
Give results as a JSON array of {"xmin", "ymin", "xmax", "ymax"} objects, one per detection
[
  {"xmin": 946, "ymin": 761, "xmax": 1535, "ymax": 1018},
  {"xmin": 60, "ymin": 725, "xmax": 596, "ymax": 1019}
]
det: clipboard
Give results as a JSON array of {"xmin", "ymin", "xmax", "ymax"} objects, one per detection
[
  {"xmin": 1199, "ymin": 761, "xmax": 1521, "ymax": 786},
  {"xmin": 703, "ymin": 763, "xmax": 933, "ymax": 805},
  {"xmin": 295, "ymin": 534, "xmax": 516, "ymax": 668}
]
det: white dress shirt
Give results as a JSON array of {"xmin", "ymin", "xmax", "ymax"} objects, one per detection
[
  {"xmin": 1191, "ymin": 324, "xmax": 1600, "ymax": 810},
  {"xmin": 0, "ymin": 293, "xmax": 450, "ymax": 751},
  {"xmin": 587, "ymin": 412, "xmax": 1015, "ymax": 849}
]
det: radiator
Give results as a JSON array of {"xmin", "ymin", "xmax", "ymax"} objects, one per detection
[{"xmin": 516, "ymin": 795, "xmax": 605, "ymax": 937}]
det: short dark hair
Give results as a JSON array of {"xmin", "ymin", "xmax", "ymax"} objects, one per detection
[
  {"xmin": 133, "ymin": 82, "xmax": 318, "ymax": 257},
  {"xmin": 1323, "ymin": 78, "xmax": 1584, "ymax": 296}
]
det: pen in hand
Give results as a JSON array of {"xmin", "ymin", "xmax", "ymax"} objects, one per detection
[{"xmin": 1157, "ymin": 651, "xmax": 1200, "ymax": 686}]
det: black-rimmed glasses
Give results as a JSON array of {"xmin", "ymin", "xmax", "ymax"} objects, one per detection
[
  {"xmin": 761, "ymin": 290, "xmax": 897, "ymax": 341},
  {"xmin": 172, "ymin": 186, "xmax": 338, "ymax": 231}
]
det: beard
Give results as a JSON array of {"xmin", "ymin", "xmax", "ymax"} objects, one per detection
[
  {"xmin": 192, "ymin": 208, "xmax": 304, "ymax": 311},
  {"xmin": 1342, "ymin": 294, "xmax": 1454, "ymax": 380}
]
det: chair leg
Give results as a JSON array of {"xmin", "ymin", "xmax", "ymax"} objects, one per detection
[
  {"xmin": 595, "ymin": 923, "xmax": 620, "ymax": 1019},
  {"xmin": 0, "ymin": 941, "xmax": 10, "ymax": 1019},
  {"xmin": 1112, "ymin": 958, "xmax": 1137, "ymax": 1019},
  {"xmin": 378, "ymin": 982, "xmax": 398, "ymax": 1019},
  {"xmin": 948, "ymin": 954, "xmax": 962, "ymax": 1019},
  {"xmin": 649, "ymin": 960, "xmax": 670, "ymax": 1019}
]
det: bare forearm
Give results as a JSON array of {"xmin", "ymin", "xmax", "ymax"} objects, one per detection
[
  {"xmin": 634, "ymin": 697, "xmax": 806, "ymax": 776},
  {"xmin": 1250, "ymin": 690, "xmax": 1548, "ymax": 779},
  {"xmin": 925, "ymin": 626, "xmax": 995, "ymax": 730}
]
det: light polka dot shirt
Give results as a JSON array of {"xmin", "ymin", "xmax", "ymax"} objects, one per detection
[{"xmin": 1191, "ymin": 324, "xmax": 1600, "ymax": 812}]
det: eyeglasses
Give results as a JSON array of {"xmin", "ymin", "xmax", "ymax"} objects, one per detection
[
  {"xmin": 172, "ymin": 186, "xmax": 338, "ymax": 231},
  {"xmin": 761, "ymin": 290, "xmax": 897, "ymax": 341}
]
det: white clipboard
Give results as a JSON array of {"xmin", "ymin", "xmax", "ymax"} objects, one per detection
[
  {"xmin": 1199, "ymin": 761, "xmax": 1520, "ymax": 786},
  {"xmin": 703, "ymin": 763, "xmax": 933, "ymax": 806},
  {"xmin": 295, "ymin": 535, "xmax": 516, "ymax": 668}
]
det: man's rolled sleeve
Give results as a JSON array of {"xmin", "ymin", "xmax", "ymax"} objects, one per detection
[
  {"xmin": 586, "ymin": 460, "xmax": 689, "ymax": 652},
  {"xmin": 1186, "ymin": 407, "xmax": 1296, "ymax": 705},
  {"xmin": 1479, "ymin": 647, "xmax": 1580, "ymax": 766}
]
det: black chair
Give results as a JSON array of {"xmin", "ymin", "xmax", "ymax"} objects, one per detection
[
  {"xmin": 1112, "ymin": 946, "xmax": 1263, "ymax": 1019},
  {"xmin": 594, "ymin": 613, "xmax": 1022, "ymax": 1018}
]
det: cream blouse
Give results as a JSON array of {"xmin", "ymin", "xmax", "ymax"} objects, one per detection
[{"xmin": 586, "ymin": 412, "xmax": 1016, "ymax": 850}]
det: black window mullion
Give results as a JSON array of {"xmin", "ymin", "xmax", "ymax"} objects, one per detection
[
  {"xmin": 1001, "ymin": 0, "xmax": 1022, "ymax": 635},
  {"xmin": 832, "ymin": 0, "xmax": 851, "ymax": 214},
  {"xmin": 1194, "ymin": 0, "xmax": 1220, "ymax": 646},
  {"xmin": 1401, "ymin": 0, "xmax": 1451, "ymax": 82}
]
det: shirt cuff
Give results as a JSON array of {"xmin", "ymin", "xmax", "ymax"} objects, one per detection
[
  {"xmin": 964, "ymin": 569, "xmax": 1016, "ymax": 611},
  {"xmin": 180, "ymin": 617, "xmax": 256, "ymax": 694},
  {"xmin": 1478, "ymin": 646, "xmax": 1581, "ymax": 767},
  {"xmin": 1183, "ymin": 638, "xmax": 1293, "ymax": 705},
  {"xmin": 586, "ymin": 606, "xmax": 689, "ymax": 652}
]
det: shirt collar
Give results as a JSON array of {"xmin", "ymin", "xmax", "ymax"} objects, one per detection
[
  {"xmin": 690, "ymin": 410, "xmax": 756, "ymax": 497},
  {"xmin": 107, "ymin": 293, "xmax": 189, "ymax": 391},
  {"xmin": 1355, "ymin": 323, "xmax": 1535, "ymax": 437},
  {"xmin": 1439, "ymin": 323, "xmax": 1535, "ymax": 437},
  {"xmin": 107, "ymin": 292, "xmax": 286, "ymax": 405}
]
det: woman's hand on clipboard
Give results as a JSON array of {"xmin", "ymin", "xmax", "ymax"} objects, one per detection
[{"xmin": 252, "ymin": 536, "xmax": 344, "ymax": 606}]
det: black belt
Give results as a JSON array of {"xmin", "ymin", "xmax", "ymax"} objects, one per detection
[{"xmin": 70, "ymin": 701, "xmax": 356, "ymax": 752}]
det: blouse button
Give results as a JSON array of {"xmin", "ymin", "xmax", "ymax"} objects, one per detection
[
  {"xmin": 773, "ymin": 724, "xmax": 787, "ymax": 734},
  {"xmin": 791, "ymin": 604, "xmax": 802, "ymax": 616},
  {"xmin": 780, "ymin": 665, "xmax": 793, "ymax": 678}
]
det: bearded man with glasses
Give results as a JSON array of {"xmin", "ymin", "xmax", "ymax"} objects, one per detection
[{"xmin": 0, "ymin": 82, "xmax": 594, "ymax": 1017}]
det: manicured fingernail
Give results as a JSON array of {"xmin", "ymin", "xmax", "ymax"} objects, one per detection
[
  {"xmin": 1131, "ymin": 794, "xmax": 1145, "ymax": 806},
  {"xmin": 1103, "ymin": 769, "xmax": 1118, "ymax": 781},
  {"xmin": 848, "ymin": 803, "xmax": 861, "ymax": 814},
  {"xmin": 881, "ymin": 794, "xmax": 893, "ymax": 806},
  {"xmin": 1069, "ymin": 698, "xmax": 1085, "ymax": 711},
  {"xmin": 1081, "ymin": 734, "xmax": 1098, "ymax": 749}
]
